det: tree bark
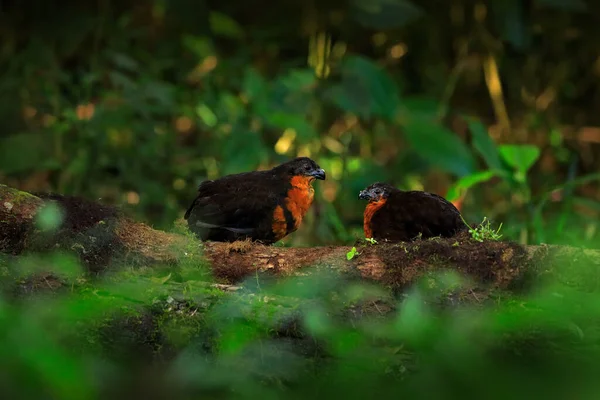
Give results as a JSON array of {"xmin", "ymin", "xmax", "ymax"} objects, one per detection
[{"xmin": 1, "ymin": 184, "xmax": 599, "ymax": 293}]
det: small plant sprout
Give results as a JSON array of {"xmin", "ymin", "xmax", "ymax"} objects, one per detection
[
  {"xmin": 346, "ymin": 247, "xmax": 359, "ymax": 260},
  {"xmin": 365, "ymin": 237, "xmax": 377, "ymax": 245},
  {"xmin": 462, "ymin": 216, "xmax": 503, "ymax": 242}
]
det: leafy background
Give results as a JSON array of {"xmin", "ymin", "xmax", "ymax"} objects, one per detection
[
  {"xmin": 3, "ymin": 1, "xmax": 600, "ymax": 399},
  {"xmin": 3, "ymin": 0, "xmax": 600, "ymax": 247}
]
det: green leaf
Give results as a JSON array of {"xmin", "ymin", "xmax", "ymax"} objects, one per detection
[
  {"xmin": 346, "ymin": 247, "xmax": 358, "ymax": 260},
  {"xmin": 403, "ymin": 117, "xmax": 477, "ymax": 177},
  {"xmin": 467, "ymin": 118, "xmax": 503, "ymax": 171},
  {"xmin": 182, "ymin": 35, "xmax": 214, "ymax": 59},
  {"xmin": 219, "ymin": 93, "xmax": 246, "ymax": 123},
  {"xmin": 351, "ymin": 0, "xmax": 422, "ymax": 29},
  {"xmin": 209, "ymin": 12, "xmax": 244, "ymax": 39},
  {"xmin": 196, "ymin": 104, "xmax": 218, "ymax": 127},
  {"xmin": 498, "ymin": 144, "xmax": 540, "ymax": 173},
  {"xmin": 242, "ymin": 67, "xmax": 268, "ymax": 102},
  {"xmin": 278, "ymin": 69, "xmax": 317, "ymax": 91},
  {"xmin": 446, "ymin": 170, "xmax": 497, "ymax": 202},
  {"xmin": 401, "ymin": 96, "xmax": 439, "ymax": 119},
  {"xmin": 265, "ymin": 112, "xmax": 317, "ymax": 141},
  {"xmin": 326, "ymin": 56, "xmax": 400, "ymax": 120}
]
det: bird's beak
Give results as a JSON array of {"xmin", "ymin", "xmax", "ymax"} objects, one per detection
[
  {"xmin": 358, "ymin": 190, "xmax": 370, "ymax": 200},
  {"xmin": 310, "ymin": 168, "xmax": 326, "ymax": 180}
]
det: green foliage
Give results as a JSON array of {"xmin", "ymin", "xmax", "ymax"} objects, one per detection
[
  {"xmin": 445, "ymin": 170, "xmax": 497, "ymax": 203},
  {"xmin": 498, "ymin": 144, "xmax": 541, "ymax": 184},
  {"xmin": 1, "ymin": 0, "xmax": 600, "ymax": 249},
  {"xmin": 346, "ymin": 246, "xmax": 359, "ymax": 260},
  {"xmin": 465, "ymin": 217, "xmax": 504, "ymax": 243},
  {"xmin": 402, "ymin": 115, "xmax": 477, "ymax": 177},
  {"xmin": 326, "ymin": 55, "xmax": 400, "ymax": 120},
  {"xmin": 1, "ymin": 251, "xmax": 600, "ymax": 398},
  {"xmin": 467, "ymin": 118, "xmax": 504, "ymax": 173}
]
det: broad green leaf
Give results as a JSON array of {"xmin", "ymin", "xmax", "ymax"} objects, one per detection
[
  {"xmin": 446, "ymin": 170, "xmax": 497, "ymax": 202},
  {"xmin": 326, "ymin": 56, "xmax": 400, "ymax": 120},
  {"xmin": 209, "ymin": 12, "xmax": 244, "ymax": 39},
  {"xmin": 403, "ymin": 117, "xmax": 476, "ymax": 177},
  {"xmin": 498, "ymin": 144, "xmax": 540, "ymax": 173},
  {"xmin": 400, "ymin": 96, "xmax": 439, "ymax": 119},
  {"xmin": 351, "ymin": 0, "xmax": 422, "ymax": 29},
  {"xmin": 278, "ymin": 69, "xmax": 317, "ymax": 91},
  {"xmin": 466, "ymin": 118, "xmax": 503, "ymax": 171}
]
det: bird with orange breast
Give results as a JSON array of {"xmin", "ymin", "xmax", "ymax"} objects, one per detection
[
  {"xmin": 184, "ymin": 157, "xmax": 326, "ymax": 244},
  {"xmin": 358, "ymin": 182, "xmax": 467, "ymax": 242}
]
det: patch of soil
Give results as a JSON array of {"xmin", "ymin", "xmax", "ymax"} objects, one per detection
[{"xmin": 356, "ymin": 231, "xmax": 528, "ymax": 290}]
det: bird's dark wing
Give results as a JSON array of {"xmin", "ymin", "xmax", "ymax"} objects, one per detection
[
  {"xmin": 397, "ymin": 191, "xmax": 465, "ymax": 236},
  {"xmin": 376, "ymin": 191, "xmax": 465, "ymax": 240},
  {"xmin": 184, "ymin": 172, "xmax": 284, "ymax": 236}
]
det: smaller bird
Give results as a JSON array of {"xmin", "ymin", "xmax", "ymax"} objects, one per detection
[
  {"xmin": 184, "ymin": 157, "xmax": 326, "ymax": 244},
  {"xmin": 358, "ymin": 182, "xmax": 467, "ymax": 242}
]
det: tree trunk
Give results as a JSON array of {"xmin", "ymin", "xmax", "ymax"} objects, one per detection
[{"xmin": 1, "ymin": 184, "xmax": 599, "ymax": 294}]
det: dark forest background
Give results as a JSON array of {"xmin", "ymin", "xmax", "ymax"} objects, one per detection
[{"xmin": 3, "ymin": 0, "xmax": 600, "ymax": 247}]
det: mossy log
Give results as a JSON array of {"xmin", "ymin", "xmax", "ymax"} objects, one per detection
[{"xmin": 1, "ymin": 184, "xmax": 600, "ymax": 293}]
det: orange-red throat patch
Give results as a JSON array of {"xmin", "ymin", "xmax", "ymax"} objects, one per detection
[
  {"xmin": 363, "ymin": 198, "xmax": 387, "ymax": 238},
  {"xmin": 284, "ymin": 175, "xmax": 316, "ymax": 232}
]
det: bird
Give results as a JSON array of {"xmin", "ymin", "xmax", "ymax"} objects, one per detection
[
  {"xmin": 184, "ymin": 157, "xmax": 326, "ymax": 244},
  {"xmin": 358, "ymin": 182, "xmax": 467, "ymax": 242}
]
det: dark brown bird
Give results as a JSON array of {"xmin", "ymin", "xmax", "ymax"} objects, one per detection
[
  {"xmin": 184, "ymin": 157, "xmax": 326, "ymax": 244},
  {"xmin": 358, "ymin": 182, "xmax": 467, "ymax": 242}
]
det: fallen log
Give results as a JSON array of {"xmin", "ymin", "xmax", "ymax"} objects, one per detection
[{"xmin": 1, "ymin": 184, "xmax": 599, "ymax": 294}]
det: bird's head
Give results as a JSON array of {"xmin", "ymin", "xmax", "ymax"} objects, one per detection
[
  {"xmin": 359, "ymin": 182, "xmax": 395, "ymax": 202},
  {"xmin": 276, "ymin": 157, "xmax": 326, "ymax": 181}
]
